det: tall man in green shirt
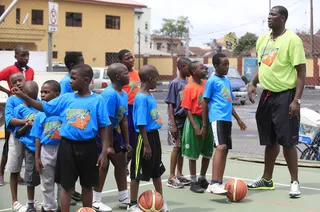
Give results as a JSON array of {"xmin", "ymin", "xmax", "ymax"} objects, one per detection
[{"xmin": 247, "ymin": 5, "xmax": 306, "ymax": 198}]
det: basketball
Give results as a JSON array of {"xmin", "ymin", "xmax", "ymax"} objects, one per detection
[
  {"xmin": 224, "ymin": 178, "xmax": 248, "ymax": 202},
  {"xmin": 138, "ymin": 190, "xmax": 164, "ymax": 212},
  {"xmin": 76, "ymin": 207, "xmax": 96, "ymax": 212}
]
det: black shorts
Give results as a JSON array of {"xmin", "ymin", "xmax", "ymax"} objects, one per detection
[
  {"xmin": 256, "ymin": 89, "xmax": 300, "ymax": 147},
  {"xmin": 211, "ymin": 120, "xmax": 232, "ymax": 149},
  {"xmin": 55, "ymin": 138, "xmax": 99, "ymax": 190},
  {"xmin": 96, "ymin": 129, "xmax": 126, "ymax": 156},
  {"xmin": 130, "ymin": 130, "xmax": 165, "ymax": 181},
  {"xmin": 2, "ymin": 125, "xmax": 10, "ymax": 157}
]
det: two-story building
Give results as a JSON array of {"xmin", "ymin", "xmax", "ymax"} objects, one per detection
[{"xmin": 0, "ymin": 0, "xmax": 146, "ymax": 67}]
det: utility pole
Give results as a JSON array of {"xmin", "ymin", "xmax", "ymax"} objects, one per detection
[
  {"xmin": 310, "ymin": 0, "xmax": 314, "ymax": 57},
  {"xmin": 269, "ymin": 0, "xmax": 271, "ymax": 10},
  {"xmin": 185, "ymin": 21, "xmax": 190, "ymax": 57},
  {"xmin": 138, "ymin": 28, "xmax": 141, "ymax": 69},
  {"xmin": 48, "ymin": 0, "xmax": 53, "ymax": 72}
]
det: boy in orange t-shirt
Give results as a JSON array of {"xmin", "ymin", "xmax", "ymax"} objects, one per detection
[{"xmin": 181, "ymin": 61, "xmax": 214, "ymax": 194}]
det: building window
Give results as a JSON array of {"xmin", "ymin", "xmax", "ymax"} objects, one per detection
[
  {"xmin": 32, "ymin": 10, "xmax": 43, "ymax": 25},
  {"xmin": 53, "ymin": 51, "xmax": 58, "ymax": 59},
  {"xmin": 156, "ymin": 43, "xmax": 162, "ymax": 50},
  {"xmin": 145, "ymin": 35, "xmax": 148, "ymax": 43},
  {"xmin": 16, "ymin": 8, "xmax": 20, "ymax": 24},
  {"xmin": 0, "ymin": 5, "xmax": 5, "ymax": 21},
  {"xmin": 66, "ymin": 51, "xmax": 82, "ymax": 55},
  {"xmin": 105, "ymin": 52, "xmax": 119, "ymax": 66},
  {"xmin": 145, "ymin": 22, "xmax": 148, "ymax": 30},
  {"xmin": 66, "ymin": 12, "xmax": 82, "ymax": 27},
  {"xmin": 106, "ymin": 15, "xmax": 120, "ymax": 30}
]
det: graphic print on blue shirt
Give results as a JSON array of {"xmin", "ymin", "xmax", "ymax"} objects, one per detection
[
  {"xmin": 30, "ymin": 112, "xmax": 61, "ymax": 145},
  {"xmin": 133, "ymin": 92, "xmax": 162, "ymax": 133},
  {"xmin": 5, "ymin": 95, "xmax": 24, "ymax": 132},
  {"xmin": 101, "ymin": 86, "xmax": 128, "ymax": 130},
  {"xmin": 203, "ymin": 75, "xmax": 235, "ymax": 123},
  {"xmin": 60, "ymin": 74, "xmax": 73, "ymax": 95},
  {"xmin": 42, "ymin": 93, "xmax": 111, "ymax": 141},
  {"xmin": 14, "ymin": 105, "xmax": 38, "ymax": 151}
]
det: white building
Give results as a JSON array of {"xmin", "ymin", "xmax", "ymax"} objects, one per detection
[{"xmin": 134, "ymin": 8, "xmax": 151, "ymax": 55}]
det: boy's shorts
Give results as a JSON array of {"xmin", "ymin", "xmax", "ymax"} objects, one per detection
[
  {"xmin": 211, "ymin": 121, "xmax": 232, "ymax": 149},
  {"xmin": 6, "ymin": 133, "xmax": 25, "ymax": 173},
  {"xmin": 96, "ymin": 129, "xmax": 126, "ymax": 156},
  {"xmin": 182, "ymin": 115, "xmax": 214, "ymax": 160},
  {"xmin": 24, "ymin": 148, "xmax": 40, "ymax": 187},
  {"xmin": 55, "ymin": 138, "xmax": 99, "ymax": 190},
  {"xmin": 167, "ymin": 118, "xmax": 183, "ymax": 147},
  {"xmin": 128, "ymin": 105, "xmax": 138, "ymax": 148},
  {"xmin": 130, "ymin": 130, "xmax": 165, "ymax": 181}
]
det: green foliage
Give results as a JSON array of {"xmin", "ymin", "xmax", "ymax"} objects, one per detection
[
  {"xmin": 233, "ymin": 32, "xmax": 258, "ymax": 56},
  {"xmin": 159, "ymin": 16, "xmax": 189, "ymax": 38}
]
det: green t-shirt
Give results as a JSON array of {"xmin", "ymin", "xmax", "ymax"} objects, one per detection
[{"xmin": 256, "ymin": 29, "xmax": 306, "ymax": 92}]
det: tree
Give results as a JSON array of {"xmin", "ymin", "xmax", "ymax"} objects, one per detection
[
  {"xmin": 158, "ymin": 16, "xmax": 189, "ymax": 55},
  {"xmin": 233, "ymin": 33, "xmax": 258, "ymax": 56},
  {"xmin": 224, "ymin": 32, "xmax": 237, "ymax": 50}
]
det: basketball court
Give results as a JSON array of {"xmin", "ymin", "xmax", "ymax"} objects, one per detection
[{"xmin": 0, "ymin": 143, "xmax": 319, "ymax": 212}]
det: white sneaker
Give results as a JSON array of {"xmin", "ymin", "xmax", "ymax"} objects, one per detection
[
  {"xmin": 13, "ymin": 201, "xmax": 27, "ymax": 212},
  {"xmin": 92, "ymin": 201, "xmax": 112, "ymax": 212},
  {"xmin": 289, "ymin": 181, "xmax": 301, "ymax": 198},
  {"xmin": 206, "ymin": 183, "xmax": 228, "ymax": 194},
  {"xmin": 162, "ymin": 200, "xmax": 170, "ymax": 212},
  {"xmin": 127, "ymin": 204, "xmax": 141, "ymax": 212},
  {"xmin": 119, "ymin": 197, "xmax": 130, "ymax": 208},
  {"xmin": 127, "ymin": 175, "xmax": 131, "ymax": 183}
]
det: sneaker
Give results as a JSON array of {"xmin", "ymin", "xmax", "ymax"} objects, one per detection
[
  {"xmin": 13, "ymin": 201, "xmax": 27, "ymax": 212},
  {"xmin": 26, "ymin": 207, "xmax": 36, "ymax": 212},
  {"xmin": 0, "ymin": 175, "xmax": 4, "ymax": 186},
  {"xmin": 190, "ymin": 182, "xmax": 205, "ymax": 193},
  {"xmin": 71, "ymin": 191, "xmax": 82, "ymax": 201},
  {"xmin": 289, "ymin": 181, "xmax": 301, "ymax": 198},
  {"xmin": 247, "ymin": 178, "xmax": 275, "ymax": 190},
  {"xmin": 162, "ymin": 200, "xmax": 170, "ymax": 212},
  {"xmin": 127, "ymin": 204, "xmax": 141, "ymax": 212},
  {"xmin": 92, "ymin": 201, "xmax": 112, "ymax": 212},
  {"xmin": 167, "ymin": 177, "xmax": 184, "ymax": 189},
  {"xmin": 70, "ymin": 198, "xmax": 77, "ymax": 206},
  {"xmin": 34, "ymin": 200, "xmax": 43, "ymax": 212},
  {"xmin": 119, "ymin": 197, "xmax": 130, "ymax": 208},
  {"xmin": 127, "ymin": 175, "xmax": 131, "ymax": 183},
  {"xmin": 198, "ymin": 178, "xmax": 209, "ymax": 189},
  {"xmin": 177, "ymin": 176, "xmax": 191, "ymax": 186},
  {"xmin": 206, "ymin": 183, "xmax": 227, "ymax": 195}
]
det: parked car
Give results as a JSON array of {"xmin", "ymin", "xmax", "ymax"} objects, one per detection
[{"xmin": 204, "ymin": 64, "xmax": 248, "ymax": 105}]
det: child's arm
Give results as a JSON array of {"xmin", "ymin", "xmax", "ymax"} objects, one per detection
[
  {"xmin": 185, "ymin": 109, "xmax": 201, "ymax": 138},
  {"xmin": 138, "ymin": 125, "xmax": 152, "ymax": 160},
  {"xmin": 11, "ymin": 87, "xmax": 43, "ymax": 111},
  {"xmin": 120, "ymin": 116, "xmax": 131, "ymax": 152},
  {"xmin": 35, "ymin": 138, "xmax": 43, "ymax": 173},
  {"xmin": 16, "ymin": 120, "xmax": 33, "ymax": 137},
  {"xmin": 201, "ymin": 98, "xmax": 210, "ymax": 138},
  {"xmin": 97, "ymin": 125, "xmax": 114, "ymax": 170},
  {"xmin": 232, "ymin": 107, "xmax": 247, "ymax": 130},
  {"xmin": 9, "ymin": 118, "xmax": 27, "ymax": 127},
  {"xmin": 168, "ymin": 103, "xmax": 178, "ymax": 138}
]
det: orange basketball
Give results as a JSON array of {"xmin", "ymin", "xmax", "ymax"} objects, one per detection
[
  {"xmin": 224, "ymin": 178, "xmax": 248, "ymax": 202},
  {"xmin": 138, "ymin": 190, "xmax": 163, "ymax": 212},
  {"xmin": 76, "ymin": 207, "xmax": 96, "ymax": 212}
]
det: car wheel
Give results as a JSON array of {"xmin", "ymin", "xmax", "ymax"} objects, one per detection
[{"xmin": 240, "ymin": 100, "xmax": 245, "ymax": 105}]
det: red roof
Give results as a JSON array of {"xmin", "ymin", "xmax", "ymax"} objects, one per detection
[
  {"xmin": 298, "ymin": 33, "xmax": 320, "ymax": 56},
  {"xmin": 67, "ymin": 0, "xmax": 146, "ymax": 8},
  {"xmin": 173, "ymin": 47, "xmax": 207, "ymax": 56},
  {"xmin": 151, "ymin": 34, "xmax": 183, "ymax": 41}
]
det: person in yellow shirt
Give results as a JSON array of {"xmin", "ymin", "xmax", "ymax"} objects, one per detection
[{"xmin": 247, "ymin": 5, "xmax": 306, "ymax": 198}]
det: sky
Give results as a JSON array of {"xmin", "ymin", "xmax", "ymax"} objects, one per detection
[{"xmin": 135, "ymin": 0, "xmax": 320, "ymax": 46}]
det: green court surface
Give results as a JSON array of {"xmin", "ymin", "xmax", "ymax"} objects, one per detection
[{"xmin": 0, "ymin": 145, "xmax": 319, "ymax": 212}]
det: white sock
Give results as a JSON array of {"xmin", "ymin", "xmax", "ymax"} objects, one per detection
[
  {"xmin": 198, "ymin": 175, "xmax": 206, "ymax": 180},
  {"xmin": 93, "ymin": 191, "xmax": 101, "ymax": 203},
  {"xmin": 119, "ymin": 190, "xmax": 129, "ymax": 201},
  {"xmin": 190, "ymin": 175, "xmax": 197, "ymax": 182}
]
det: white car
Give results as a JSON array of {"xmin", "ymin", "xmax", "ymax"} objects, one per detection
[{"xmin": 91, "ymin": 67, "xmax": 111, "ymax": 93}]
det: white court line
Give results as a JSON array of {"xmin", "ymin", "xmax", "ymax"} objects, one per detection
[{"xmin": 0, "ymin": 175, "xmax": 319, "ymax": 211}]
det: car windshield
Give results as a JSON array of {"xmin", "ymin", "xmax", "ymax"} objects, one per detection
[
  {"xmin": 227, "ymin": 67, "xmax": 241, "ymax": 79},
  {"xmin": 103, "ymin": 69, "xmax": 109, "ymax": 79},
  {"xmin": 93, "ymin": 70, "xmax": 100, "ymax": 79}
]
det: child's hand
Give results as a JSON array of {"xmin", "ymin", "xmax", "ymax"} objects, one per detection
[
  {"xmin": 170, "ymin": 126, "xmax": 178, "ymax": 139},
  {"xmin": 143, "ymin": 145, "xmax": 152, "ymax": 160},
  {"xmin": 97, "ymin": 149, "xmax": 112, "ymax": 171},
  {"xmin": 11, "ymin": 87, "xmax": 23, "ymax": 97},
  {"xmin": 124, "ymin": 143, "xmax": 132, "ymax": 153},
  {"xmin": 237, "ymin": 120, "xmax": 247, "ymax": 130},
  {"xmin": 25, "ymin": 119, "xmax": 34, "ymax": 127},
  {"xmin": 194, "ymin": 126, "xmax": 202, "ymax": 139},
  {"xmin": 35, "ymin": 158, "xmax": 43, "ymax": 174},
  {"xmin": 200, "ymin": 127, "xmax": 208, "ymax": 138}
]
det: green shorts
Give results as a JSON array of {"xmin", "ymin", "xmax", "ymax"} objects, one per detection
[{"xmin": 182, "ymin": 115, "xmax": 214, "ymax": 160}]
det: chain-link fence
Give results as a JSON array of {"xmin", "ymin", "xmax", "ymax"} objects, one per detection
[{"xmin": 0, "ymin": 0, "xmax": 320, "ymax": 161}]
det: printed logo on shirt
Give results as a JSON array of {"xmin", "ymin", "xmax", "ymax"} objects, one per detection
[
  {"xmin": 179, "ymin": 90, "xmax": 184, "ymax": 101},
  {"xmin": 221, "ymin": 87, "xmax": 232, "ymax": 102},
  {"xmin": 66, "ymin": 109, "xmax": 91, "ymax": 130},
  {"xmin": 25, "ymin": 113, "xmax": 37, "ymax": 121},
  {"xmin": 129, "ymin": 81, "xmax": 140, "ymax": 93},
  {"xmin": 198, "ymin": 93, "xmax": 204, "ymax": 105},
  {"xmin": 44, "ymin": 121, "xmax": 61, "ymax": 140},
  {"xmin": 150, "ymin": 108, "xmax": 162, "ymax": 125},
  {"xmin": 261, "ymin": 45, "xmax": 280, "ymax": 67}
]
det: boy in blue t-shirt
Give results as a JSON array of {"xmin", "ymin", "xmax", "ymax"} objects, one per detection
[
  {"xmin": 127, "ymin": 65, "xmax": 169, "ymax": 212},
  {"xmin": 202, "ymin": 53, "xmax": 247, "ymax": 194},
  {"xmin": 93, "ymin": 63, "xmax": 131, "ymax": 211},
  {"xmin": 14, "ymin": 81, "xmax": 40, "ymax": 212},
  {"xmin": 13, "ymin": 64, "xmax": 113, "ymax": 212},
  {"xmin": 30, "ymin": 80, "xmax": 61, "ymax": 212}
]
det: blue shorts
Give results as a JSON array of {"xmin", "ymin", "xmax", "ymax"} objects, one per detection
[
  {"xmin": 128, "ymin": 105, "xmax": 138, "ymax": 148},
  {"xmin": 95, "ymin": 129, "xmax": 126, "ymax": 156}
]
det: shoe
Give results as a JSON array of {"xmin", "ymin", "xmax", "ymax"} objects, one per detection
[
  {"xmin": 70, "ymin": 198, "xmax": 77, "ymax": 206},
  {"xmin": 0, "ymin": 175, "xmax": 4, "ymax": 186},
  {"xmin": 127, "ymin": 204, "xmax": 141, "ymax": 212},
  {"xmin": 34, "ymin": 200, "xmax": 43, "ymax": 212},
  {"xmin": 162, "ymin": 200, "xmax": 170, "ymax": 212},
  {"xmin": 177, "ymin": 176, "xmax": 191, "ymax": 186},
  {"xmin": 26, "ymin": 207, "xmax": 36, "ymax": 212},
  {"xmin": 190, "ymin": 182, "xmax": 205, "ymax": 193},
  {"xmin": 206, "ymin": 183, "xmax": 227, "ymax": 195},
  {"xmin": 13, "ymin": 201, "xmax": 27, "ymax": 212},
  {"xmin": 71, "ymin": 191, "xmax": 82, "ymax": 201},
  {"xmin": 198, "ymin": 178, "xmax": 209, "ymax": 189},
  {"xmin": 119, "ymin": 197, "xmax": 130, "ymax": 208},
  {"xmin": 127, "ymin": 175, "xmax": 131, "ymax": 183},
  {"xmin": 167, "ymin": 177, "xmax": 184, "ymax": 189},
  {"xmin": 247, "ymin": 178, "xmax": 275, "ymax": 190},
  {"xmin": 92, "ymin": 201, "xmax": 112, "ymax": 212},
  {"xmin": 289, "ymin": 181, "xmax": 301, "ymax": 198},
  {"xmin": 17, "ymin": 176, "xmax": 25, "ymax": 185}
]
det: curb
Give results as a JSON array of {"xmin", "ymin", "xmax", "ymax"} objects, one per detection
[
  {"xmin": 151, "ymin": 89, "xmax": 168, "ymax": 93},
  {"xmin": 305, "ymin": 85, "xmax": 320, "ymax": 90}
]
